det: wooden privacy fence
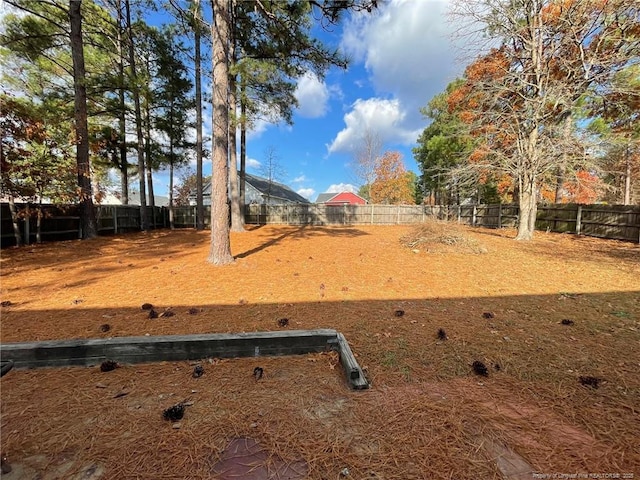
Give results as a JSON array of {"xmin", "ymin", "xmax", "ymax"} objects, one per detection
[
  {"xmin": 243, "ymin": 203, "xmax": 637, "ymax": 243},
  {"xmin": 0, "ymin": 203, "xmax": 168, "ymax": 248},
  {"xmin": 452, "ymin": 203, "xmax": 640, "ymax": 243},
  {"xmin": 2, "ymin": 202, "xmax": 639, "ymax": 247},
  {"xmin": 171, "ymin": 204, "xmax": 451, "ymax": 227},
  {"xmin": 174, "ymin": 203, "xmax": 639, "ymax": 242},
  {"xmin": 243, "ymin": 203, "xmax": 451, "ymax": 226}
]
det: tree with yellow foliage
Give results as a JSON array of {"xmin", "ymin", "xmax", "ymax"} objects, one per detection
[{"xmin": 370, "ymin": 151, "xmax": 416, "ymax": 205}]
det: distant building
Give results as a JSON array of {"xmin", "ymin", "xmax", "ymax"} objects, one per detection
[
  {"xmin": 315, "ymin": 191, "xmax": 367, "ymax": 206},
  {"xmin": 100, "ymin": 192, "xmax": 169, "ymax": 207},
  {"xmin": 191, "ymin": 173, "xmax": 310, "ymax": 206}
]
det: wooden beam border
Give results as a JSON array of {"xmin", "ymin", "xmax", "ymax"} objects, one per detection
[{"xmin": 0, "ymin": 329, "xmax": 369, "ymax": 390}]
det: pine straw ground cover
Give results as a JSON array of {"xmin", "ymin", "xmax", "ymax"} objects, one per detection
[{"xmin": 0, "ymin": 223, "xmax": 639, "ymax": 479}]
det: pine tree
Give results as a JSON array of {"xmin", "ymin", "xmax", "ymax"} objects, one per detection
[{"xmin": 206, "ymin": 0, "xmax": 378, "ymax": 265}]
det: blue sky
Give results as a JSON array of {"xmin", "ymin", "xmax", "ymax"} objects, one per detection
[{"xmin": 149, "ymin": 0, "xmax": 468, "ymax": 201}]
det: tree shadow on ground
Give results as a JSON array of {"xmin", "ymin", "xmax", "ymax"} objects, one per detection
[
  {"xmin": 235, "ymin": 225, "xmax": 369, "ymax": 259},
  {"xmin": 0, "ymin": 292, "xmax": 638, "ymax": 479}
]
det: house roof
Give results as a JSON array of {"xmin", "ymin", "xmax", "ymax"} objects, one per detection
[
  {"xmin": 196, "ymin": 174, "xmax": 309, "ymax": 204},
  {"xmin": 316, "ymin": 193, "xmax": 337, "ymax": 203},
  {"xmin": 107, "ymin": 193, "xmax": 169, "ymax": 207},
  {"xmin": 316, "ymin": 191, "xmax": 367, "ymax": 204},
  {"xmin": 244, "ymin": 173, "xmax": 309, "ymax": 203}
]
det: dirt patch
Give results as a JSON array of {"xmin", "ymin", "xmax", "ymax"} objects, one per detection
[
  {"xmin": 211, "ymin": 437, "xmax": 308, "ymax": 480},
  {"xmin": 1, "ymin": 225, "xmax": 639, "ymax": 478},
  {"xmin": 482, "ymin": 439, "xmax": 534, "ymax": 480}
]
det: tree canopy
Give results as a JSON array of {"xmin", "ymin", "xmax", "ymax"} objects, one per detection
[{"xmin": 414, "ymin": 0, "xmax": 640, "ymax": 239}]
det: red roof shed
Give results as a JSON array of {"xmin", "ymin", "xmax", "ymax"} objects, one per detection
[{"xmin": 318, "ymin": 192, "xmax": 367, "ymax": 205}]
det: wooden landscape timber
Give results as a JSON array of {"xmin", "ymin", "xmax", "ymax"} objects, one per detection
[
  {"xmin": 331, "ymin": 332, "xmax": 369, "ymax": 390},
  {"xmin": 0, "ymin": 329, "xmax": 370, "ymax": 390}
]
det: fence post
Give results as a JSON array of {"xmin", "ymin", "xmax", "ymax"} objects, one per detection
[
  {"xmin": 498, "ymin": 204, "xmax": 502, "ymax": 229},
  {"xmin": 457, "ymin": 205, "xmax": 461, "ymax": 223},
  {"xmin": 472, "ymin": 205, "xmax": 477, "ymax": 226},
  {"xmin": 370, "ymin": 204, "xmax": 374, "ymax": 225},
  {"xmin": 576, "ymin": 205, "xmax": 582, "ymax": 236},
  {"xmin": 113, "ymin": 207, "xmax": 118, "ymax": 234},
  {"xmin": 396, "ymin": 205, "xmax": 400, "ymax": 224}
]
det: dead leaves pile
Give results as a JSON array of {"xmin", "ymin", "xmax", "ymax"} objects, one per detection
[{"xmin": 400, "ymin": 221, "xmax": 487, "ymax": 254}]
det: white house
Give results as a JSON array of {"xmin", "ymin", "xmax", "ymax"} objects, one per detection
[{"xmin": 100, "ymin": 192, "xmax": 169, "ymax": 207}]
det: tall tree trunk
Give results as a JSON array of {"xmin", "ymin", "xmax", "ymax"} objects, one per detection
[
  {"xmin": 145, "ymin": 162, "xmax": 155, "ymax": 208},
  {"xmin": 623, "ymin": 146, "xmax": 631, "ymax": 205},
  {"xmin": 117, "ymin": 0, "xmax": 128, "ymax": 205},
  {"xmin": 169, "ymin": 155, "xmax": 175, "ymax": 230},
  {"xmin": 69, "ymin": 0, "xmax": 97, "ymax": 239},
  {"xmin": 144, "ymin": 93, "xmax": 155, "ymax": 210},
  {"xmin": 228, "ymin": 63, "xmax": 243, "ymax": 229},
  {"xmin": 168, "ymin": 102, "xmax": 175, "ymax": 230},
  {"xmin": 239, "ymin": 80, "xmax": 246, "ymax": 209},
  {"xmin": 125, "ymin": 0, "xmax": 148, "ymax": 230},
  {"xmin": 7, "ymin": 196, "xmax": 23, "ymax": 247},
  {"xmin": 516, "ymin": 174, "xmax": 537, "ymax": 241},
  {"xmin": 229, "ymin": 78, "xmax": 243, "ymax": 231},
  {"xmin": 554, "ymin": 167, "xmax": 564, "ymax": 204},
  {"xmin": 194, "ymin": 0, "xmax": 204, "ymax": 230},
  {"xmin": 228, "ymin": 0, "xmax": 243, "ymax": 231},
  {"xmin": 515, "ymin": 128, "xmax": 540, "ymax": 240},
  {"xmin": 2, "ymin": 131, "xmax": 23, "ymax": 245},
  {"xmin": 208, "ymin": 0, "xmax": 234, "ymax": 265}
]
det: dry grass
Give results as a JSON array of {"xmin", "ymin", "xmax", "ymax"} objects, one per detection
[{"xmin": 1, "ymin": 224, "xmax": 639, "ymax": 479}]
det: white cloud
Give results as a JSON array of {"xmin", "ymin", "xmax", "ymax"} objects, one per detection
[
  {"xmin": 247, "ymin": 118, "xmax": 271, "ymax": 140},
  {"xmin": 326, "ymin": 183, "xmax": 358, "ymax": 194},
  {"xmin": 294, "ymin": 72, "xmax": 330, "ymax": 118},
  {"xmin": 297, "ymin": 188, "xmax": 316, "ymax": 200},
  {"xmin": 327, "ymin": 83, "xmax": 344, "ymax": 102},
  {"xmin": 342, "ymin": 0, "xmax": 463, "ymax": 106},
  {"xmin": 292, "ymin": 175, "xmax": 307, "ymax": 183},
  {"xmin": 330, "ymin": 0, "xmax": 467, "ymax": 155},
  {"xmin": 327, "ymin": 98, "xmax": 423, "ymax": 154},
  {"xmin": 247, "ymin": 158, "xmax": 261, "ymax": 170}
]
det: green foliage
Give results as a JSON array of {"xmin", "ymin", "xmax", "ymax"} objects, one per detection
[
  {"xmin": 413, "ymin": 79, "xmax": 475, "ymax": 203},
  {"xmin": 122, "ymin": 22, "xmax": 195, "ymax": 215},
  {"xmin": 234, "ymin": 0, "xmax": 351, "ymax": 129},
  {"xmin": 2, "ymin": 1, "xmax": 121, "ymax": 114},
  {"xmin": 405, "ymin": 171, "xmax": 421, "ymax": 205},
  {"xmin": 358, "ymin": 184, "xmax": 371, "ymax": 202},
  {"xmin": 1, "ymin": 0, "xmax": 128, "ymax": 203},
  {"xmin": 1, "ymin": 94, "xmax": 77, "ymax": 204},
  {"xmin": 585, "ymin": 64, "xmax": 640, "ymax": 203}
]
